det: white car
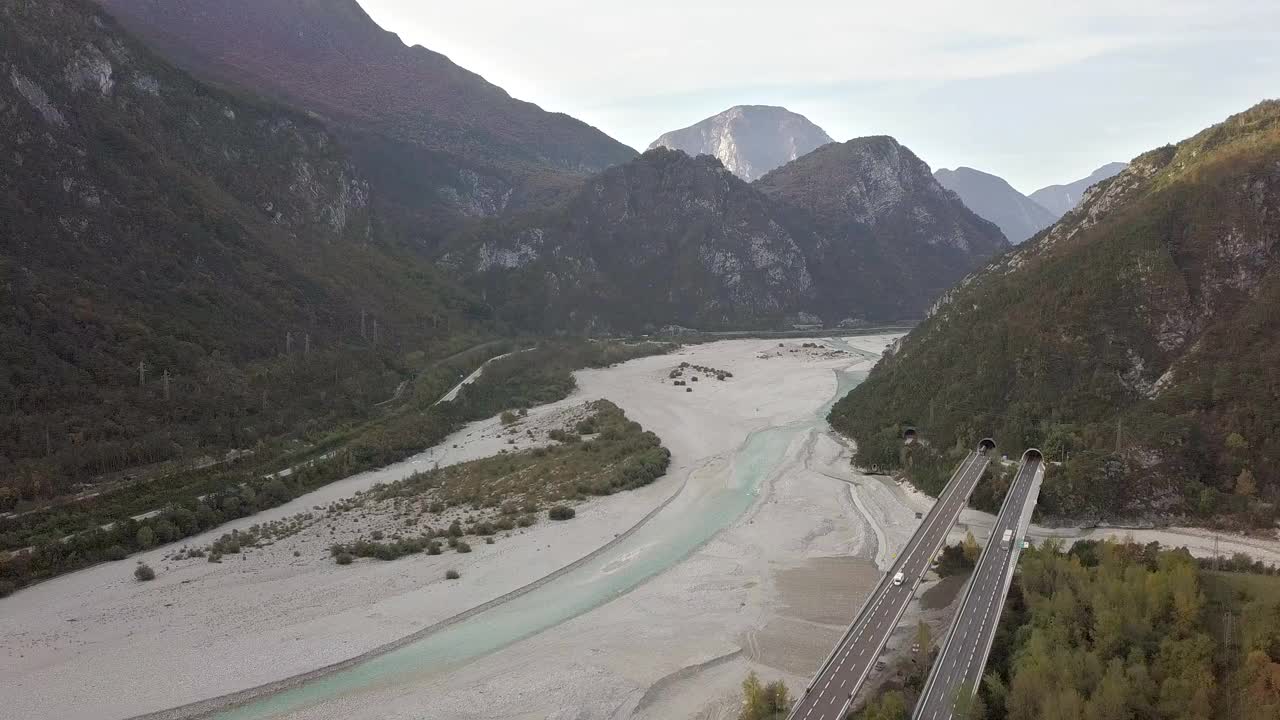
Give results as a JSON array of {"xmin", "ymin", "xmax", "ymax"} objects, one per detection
[{"xmin": 893, "ymin": 571, "xmax": 905, "ymax": 586}]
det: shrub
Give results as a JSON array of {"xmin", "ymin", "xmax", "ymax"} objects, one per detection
[
  {"xmin": 371, "ymin": 530, "xmax": 384, "ymax": 540},
  {"xmin": 105, "ymin": 545, "xmax": 129, "ymax": 561},
  {"xmin": 517, "ymin": 514, "xmax": 536, "ymax": 527},
  {"xmin": 427, "ymin": 541, "xmax": 443, "ymax": 555},
  {"xmin": 456, "ymin": 541, "xmax": 472, "ymax": 553},
  {"xmin": 0, "ymin": 580, "xmax": 17, "ymax": 598},
  {"xmin": 549, "ymin": 505, "xmax": 576, "ymax": 521},
  {"xmin": 335, "ymin": 552, "xmax": 354, "ymax": 565},
  {"xmin": 500, "ymin": 411, "xmax": 518, "ymax": 426},
  {"xmin": 446, "ymin": 569, "xmax": 461, "ymax": 579},
  {"xmin": 134, "ymin": 564, "xmax": 156, "ymax": 581}
]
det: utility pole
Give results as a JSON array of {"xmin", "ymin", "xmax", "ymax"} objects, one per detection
[
  {"xmin": 163, "ymin": 370, "xmax": 170, "ymax": 401},
  {"xmin": 286, "ymin": 331, "xmax": 293, "ymax": 355},
  {"xmin": 372, "ymin": 318, "xmax": 379, "ymax": 346},
  {"xmin": 1214, "ymin": 535, "xmax": 1220, "ymax": 571},
  {"xmin": 138, "ymin": 360, "xmax": 146, "ymax": 387},
  {"xmin": 360, "ymin": 309, "xmax": 367, "ymax": 341},
  {"xmin": 1115, "ymin": 417, "xmax": 1123, "ymax": 453},
  {"xmin": 304, "ymin": 333, "xmax": 311, "ymax": 357}
]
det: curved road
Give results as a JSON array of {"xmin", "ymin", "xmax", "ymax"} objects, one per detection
[{"xmin": 789, "ymin": 448, "xmax": 992, "ymax": 720}]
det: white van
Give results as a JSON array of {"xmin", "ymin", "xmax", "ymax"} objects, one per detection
[{"xmin": 893, "ymin": 571, "xmax": 905, "ymax": 586}]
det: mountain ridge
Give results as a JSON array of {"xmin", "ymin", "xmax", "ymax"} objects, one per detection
[
  {"xmin": 1029, "ymin": 161, "xmax": 1128, "ymax": 217},
  {"xmin": 93, "ymin": 0, "xmax": 638, "ymax": 242},
  {"xmin": 934, "ymin": 166, "xmax": 1058, "ymax": 244},
  {"xmin": 447, "ymin": 139, "xmax": 1010, "ymax": 331}
]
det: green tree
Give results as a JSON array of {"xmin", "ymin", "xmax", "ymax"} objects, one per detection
[
  {"xmin": 136, "ymin": 525, "xmax": 156, "ymax": 549},
  {"xmin": 1236, "ymin": 468, "xmax": 1258, "ymax": 497},
  {"xmin": 963, "ymin": 530, "xmax": 981, "ymax": 564}
]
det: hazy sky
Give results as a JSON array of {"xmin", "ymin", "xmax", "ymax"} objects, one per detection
[{"xmin": 360, "ymin": 0, "xmax": 1279, "ymax": 192}]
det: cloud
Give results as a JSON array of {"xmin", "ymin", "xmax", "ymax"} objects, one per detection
[{"xmin": 358, "ymin": 0, "xmax": 1280, "ymax": 188}]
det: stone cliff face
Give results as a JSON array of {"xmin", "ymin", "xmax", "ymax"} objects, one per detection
[
  {"xmin": 831, "ymin": 101, "xmax": 1280, "ymax": 522},
  {"xmin": 934, "ymin": 166, "xmax": 1057, "ymax": 244},
  {"xmin": 649, "ymin": 105, "xmax": 833, "ymax": 181}
]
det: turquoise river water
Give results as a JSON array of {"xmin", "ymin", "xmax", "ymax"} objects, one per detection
[{"xmin": 214, "ymin": 365, "xmax": 869, "ymax": 719}]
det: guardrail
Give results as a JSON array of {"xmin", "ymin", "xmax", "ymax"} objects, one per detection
[
  {"xmin": 911, "ymin": 449, "xmax": 1043, "ymax": 718},
  {"xmin": 788, "ymin": 445, "xmax": 990, "ymax": 719}
]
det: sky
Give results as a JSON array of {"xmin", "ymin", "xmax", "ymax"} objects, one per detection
[{"xmin": 359, "ymin": 0, "xmax": 1280, "ymax": 193}]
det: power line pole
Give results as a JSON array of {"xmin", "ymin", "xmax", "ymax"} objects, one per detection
[
  {"xmin": 286, "ymin": 331, "xmax": 293, "ymax": 355},
  {"xmin": 163, "ymin": 370, "xmax": 170, "ymax": 401},
  {"xmin": 138, "ymin": 360, "xmax": 146, "ymax": 387}
]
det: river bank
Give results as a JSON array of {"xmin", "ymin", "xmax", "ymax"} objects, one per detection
[{"xmin": 1, "ymin": 335, "xmax": 903, "ymax": 720}]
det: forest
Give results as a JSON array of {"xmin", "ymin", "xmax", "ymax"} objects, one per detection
[
  {"xmin": 829, "ymin": 102, "xmax": 1280, "ymax": 529},
  {"xmin": 852, "ymin": 541, "xmax": 1280, "ymax": 720},
  {"xmin": 0, "ymin": 339, "xmax": 672, "ymax": 597}
]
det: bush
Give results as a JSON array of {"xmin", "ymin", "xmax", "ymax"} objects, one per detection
[
  {"xmin": 105, "ymin": 544, "xmax": 129, "ymax": 561},
  {"xmin": 134, "ymin": 563, "xmax": 156, "ymax": 581},
  {"xmin": 371, "ymin": 530, "xmax": 384, "ymax": 540},
  {"xmin": 446, "ymin": 569, "xmax": 461, "ymax": 579},
  {"xmin": 549, "ymin": 505, "xmax": 576, "ymax": 521},
  {"xmin": 335, "ymin": 552, "xmax": 354, "ymax": 565},
  {"xmin": 517, "ymin": 514, "xmax": 536, "ymax": 527},
  {"xmin": 456, "ymin": 541, "xmax": 472, "ymax": 553},
  {"xmin": 0, "ymin": 580, "xmax": 17, "ymax": 598}
]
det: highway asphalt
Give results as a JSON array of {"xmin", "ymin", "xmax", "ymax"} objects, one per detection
[
  {"xmin": 788, "ymin": 449, "xmax": 992, "ymax": 720},
  {"xmin": 912, "ymin": 452, "xmax": 1044, "ymax": 720}
]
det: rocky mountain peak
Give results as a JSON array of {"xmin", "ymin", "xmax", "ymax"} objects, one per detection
[{"xmin": 648, "ymin": 105, "xmax": 833, "ymax": 181}]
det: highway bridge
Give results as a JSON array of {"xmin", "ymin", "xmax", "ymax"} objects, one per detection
[
  {"xmin": 787, "ymin": 442, "xmax": 995, "ymax": 720},
  {"xmin": 911, "ymin": 449, "xmax": 1045, "ymax": 720}
]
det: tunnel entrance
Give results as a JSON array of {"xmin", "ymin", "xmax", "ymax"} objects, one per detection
[
  {"xmin": 1023, "ymin": 448, "xmax": 1043, "ymax": 463},
  {"xmin": 903, "ymin": 427, "xmax": 917, "ymax": 442},
  {"xmin": 978, "ymin": 438, "xmax": 996, "ymax": 454}
]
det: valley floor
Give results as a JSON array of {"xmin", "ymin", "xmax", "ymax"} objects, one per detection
[
  {"xmin": 5, "ymin": 333, "xmax": 1278, "ymax": 720},
  {"xmin": 0, "ymin": 335, "xmax": 894, "ymax": 720}
]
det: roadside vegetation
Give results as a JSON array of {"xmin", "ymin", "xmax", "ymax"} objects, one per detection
[
  {"xmin": 739, "ymin": 671, "xmax": 792, "ymax": 720},
  {"xmin": 0, "ymin": 340, "xmax": 672, "ymax": 596}
]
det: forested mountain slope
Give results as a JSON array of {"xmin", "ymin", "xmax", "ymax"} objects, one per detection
[
  {"xmin": 94, "ymin": 0, "xmax": 638, "ymax": 243},
  {"xmin": 831, "ymin": 101, "xmax": 1280, "ymax": 527},
  {"xmin": 0, "ymin": 0, "xmax": 489, "ymax": 503},
  {"xmin": 446, "ymin": 142, "xmax": 1009, "ymax": 332}
]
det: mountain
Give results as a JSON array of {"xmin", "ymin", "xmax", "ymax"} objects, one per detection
[
  {"xmin": 447, "ymin": 139, "xmax": 1009, "ymax": 332},
  {"xmin": 755, "ymin": 137, "xmax": 1011, "ymax": 308},
  {"xmin": 934, "ymin": 166, "xmax": 1058, "ymax": 244},
  {"xmin": 1029, "ymin": 161, "xmax": 1128, "ymax": 217},
  {"xmin": 830, "ymin": 101, "xmax": 1280, "ymax": 527},
  {"xmin": 648, "ymin": 105, "xmax": 833, "ymax": 181},
  {"xmin": 93, "ymin": 0, "xmax": 637, "ymax": 241},
  {"xmin": 0, "ymin": 0, "xmax": 488, "ymax": 496}
]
